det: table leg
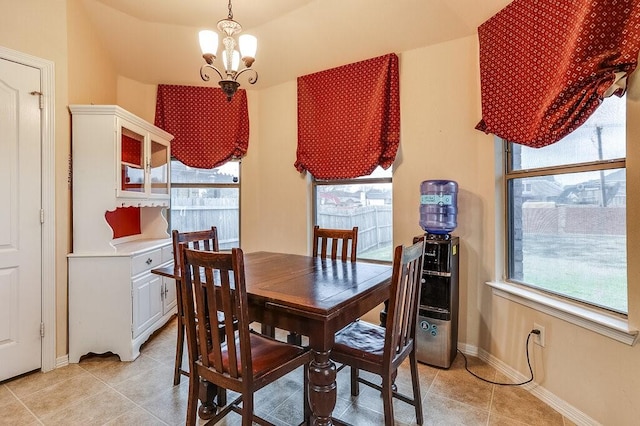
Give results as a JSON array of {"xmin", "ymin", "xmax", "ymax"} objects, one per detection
[
  {"xmin": 308, "ymin": 349, "xmax": 337, "ymax": 426},
  {"xmin": 198, "ymin": 379, "xmax": 217, "ymax": 420}
]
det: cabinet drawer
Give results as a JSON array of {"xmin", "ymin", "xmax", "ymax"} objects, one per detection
[
  {"xmin": 161, "ymin": 244, "xmax": 174, "ymax": 264},
  {"xmin": 132, "ymin": 249, "xmax": 162, "ymax": 276}
]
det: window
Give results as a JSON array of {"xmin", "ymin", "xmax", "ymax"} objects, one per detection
[
  {"xmin": 169, "ymin": 160, "xmax": 240, "ymax": 250},
  {"xmin": 313, "ymin": 167, "xmax": 392, "ymax": 262},
  {"xmin": 505, "ymin": 95, "xmax": 627, "ymax": 314}
]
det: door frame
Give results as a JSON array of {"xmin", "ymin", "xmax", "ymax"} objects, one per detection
[{"xmin": 0, "ymin": 46, "xmax": 56, "ymax": 372}]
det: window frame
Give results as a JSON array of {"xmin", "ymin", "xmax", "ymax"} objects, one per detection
[
  {"xmin": 504, "ymin": 139, "xmax": 627, "ymax": 313},
  {"xmin": 168, "ymin": 159, "xmax": 241, "ymax": 248},
  {"xmin": 312, "ymin": 173, "xmax": 393, "ymax": 264},
  {"xmin": 490, "ymin": 82, "xmax": 640, "ymax": 345}
]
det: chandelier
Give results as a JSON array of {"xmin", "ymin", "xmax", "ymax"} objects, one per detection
[{"xmin": 198, "ymin": 0, "xmax": 258, "ymax": 101}]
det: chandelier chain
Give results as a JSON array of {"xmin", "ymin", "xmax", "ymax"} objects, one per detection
[{"xmin": 227, "ymin": 0, "xmax": 233, "ymax": 20}]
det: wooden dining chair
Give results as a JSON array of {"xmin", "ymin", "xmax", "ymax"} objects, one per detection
[
  {"xmin": 312, "ymin": 225, "xmax": 359, "ymax": 261},
  {"xmin": 330, "ymin": 238, "xmax": 426, "ymax": 426},
  {"xmin": 171, "ymin": 227, "xmax": 220, "ymax": 386},
  {"xmin": 181, "ymin": 245, "xmax": 312, "ymax": 426},
  {"xmin": 278, "ymin": 225, "xmax": 360, "ymax": 345}
]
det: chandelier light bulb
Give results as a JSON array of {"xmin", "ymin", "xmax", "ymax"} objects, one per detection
[
  {"xmin": 223, "ymin": 50, "xmax": 240, "ymax": 73},
  {"xmin": 199, "ymin": 30, "xmax": 218, "ymax": 59},
  {"xmin": 239, "ymin": 34, "xmax": 257, "ymax": 67}
]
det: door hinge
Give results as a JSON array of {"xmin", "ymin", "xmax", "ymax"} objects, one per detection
[
  {"xmin": 40, "ymin": 322, "xmax": 45, "ymax": 338},
  {"xmin": 30, "ymin": 91, "xmax": 44, "ymax": 109},
  {"xmin": 40, "ymin": 209, "xmax": 45, "ymax": 224}
]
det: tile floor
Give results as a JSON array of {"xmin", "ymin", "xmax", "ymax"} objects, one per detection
[{"xmin": 0, "ymin": 317, "xmax": 575, "ymax": 425}]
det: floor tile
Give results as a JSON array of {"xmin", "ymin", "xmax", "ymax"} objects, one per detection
[
  {"xmin": 0, "ymin": 398, "xmax": 40, "ymax": 425},
  {"xmin": 0, "ymin": 317, "xmax": 570, "ymax": 426},
  {"xmin": 112, "ymin": 363, "xmax": 174, "ymax": 406},
  {"xmin": 80, "ymin": 354, "xmax": 162, "ymax": 386},
  {"xmin": 422, "ymin": 393, "xmax": 489, "ymax": 426},
  {"xmin": 39, "ymin": 388, "xmax": 136, "ymax": 426},
  {"xmin": 20, "ymin": 372, "xmax": 109, "ymax": 418},
  {"xmin": 491, "ymin": 382, "xmax": 564, "ymax": 426},
  {"xmin": 103, "ymin": 406, "xmax": 169, "ymax": 426},
  {"xmin": 5, "ymin": 364, "xmax": 86, "ymax": 399}
]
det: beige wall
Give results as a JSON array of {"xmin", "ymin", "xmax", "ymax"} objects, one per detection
[
  {"xmin": 394, "ymin": 37, "xmax": 494, "ymax": 345},
  {"xmin": 116, "ymin": 76, "xmax": 157, "ymax": 122},
  {"xmin": 0, "ymin": 0, "xmax": 71, "ymax": 358},
  {"xmin": 242, "ymin": 81, "xmax": 309, "ymax": 255},
  {"xmin": 66, "ymin": 0, "xmax": 117, "ymax": 105},
  {"xmin": 2, "ymin": 2, "xmax": 640, "ymax": 423}
]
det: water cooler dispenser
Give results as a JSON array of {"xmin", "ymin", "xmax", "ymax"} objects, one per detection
[
  {"xmin": 415, "ymin": 235, "xmax": 459, "ymax": 368},
  {"xmin": 415, "ymin": 180, "xmax": 460, "ymax": 368}
]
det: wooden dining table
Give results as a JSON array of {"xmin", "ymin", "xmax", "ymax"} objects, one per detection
[{"xmin": 153, "ymin": 250, "xmax": 392, "ymax": 426}]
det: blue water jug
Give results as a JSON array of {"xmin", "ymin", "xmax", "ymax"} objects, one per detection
[{"xmin": 419, "ymin": 180, "xmax": 458, "ymax": 234}]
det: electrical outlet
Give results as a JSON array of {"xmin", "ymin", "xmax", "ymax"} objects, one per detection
[{"xmin": 533, "ymin": 323, "xmax": 545, "ymax": 347}]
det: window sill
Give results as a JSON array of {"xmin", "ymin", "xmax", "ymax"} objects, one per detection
[{"xmin": 486, "ymin": 281, "xmax": 639, "ymax": 346}]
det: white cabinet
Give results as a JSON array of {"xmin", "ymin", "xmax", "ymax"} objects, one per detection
[
  {"xmin": 68, "ymin": 241, "xmax": 176, "ymax": 362},
  {"xmin": 68, "ymin": 105, "xmax": 177, "ymax": 363},
  {"xmin": 69, "ymin": 105, "xmax": 173, "ymax": 254}
]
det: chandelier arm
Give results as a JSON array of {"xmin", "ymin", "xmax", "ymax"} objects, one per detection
[
  {"xmin": 200, "ymin": 64, "xmax": 225, "ymax": 82},
  {"xmin": 234, "ymin": 67, "xmax": 258, "ymax": 85}
]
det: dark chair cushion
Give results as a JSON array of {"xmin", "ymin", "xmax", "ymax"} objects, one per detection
[{"xmin": 334, "ymin": 321, "xmax": 385, "ymax": 363}]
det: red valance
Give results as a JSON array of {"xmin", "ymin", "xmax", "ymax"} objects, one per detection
[
  {"xmin": 155, "ymin": 84, "xmax": 249, "ymax": 168},
  {"xmin": 295, "ymin": 54, "xmax": 400, "ymax": 179},
  {"xmin": 476, "ymin": 0, "xmax": 640, "ymax": 148}
]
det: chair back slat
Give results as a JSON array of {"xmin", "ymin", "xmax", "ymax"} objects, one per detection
[
  {"xmin": 181, "ymin": 246, "xmax": 252, "ymax": 383},
  {"xmin": 384, "ymin": 238, "xmax": 425, "ymax": 363},
  {"xmin": 312, "ymin": 225, "xmax": 359, "ymax": 261},
  {"xmin": 172, "ymin": 227, "xmax": 220, "ymax": 272}
]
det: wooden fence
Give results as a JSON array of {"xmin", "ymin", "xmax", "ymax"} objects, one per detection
[{"xmin": 170, "ymin": 200, "xmax": 392, "ymax": 253}]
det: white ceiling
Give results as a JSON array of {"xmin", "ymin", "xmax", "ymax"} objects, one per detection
[{"xmin": 83, "ymin": 0, "xmax": 512, "ymax": 90}]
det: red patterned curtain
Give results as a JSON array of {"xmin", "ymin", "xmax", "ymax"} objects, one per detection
[
  {"xmin": 476, "ymin": 0, "xmax": 640, "ymax": 148},
  {"xmin": 295, "ymin": 54, "xmax": 400, "ymax": 179},
  {"xmin": 155, "ymin": 84, "xmax": 249, "ymax": 168},
  {"xmin": 121, "ymin": 134, "xmax": 142, "ymax": 166}
]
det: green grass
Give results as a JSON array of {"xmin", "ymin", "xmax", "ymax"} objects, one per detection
[
  {"xmin": 359, "ymin": 243, "xmax": 393, "ymax": 262},
  {"xmin": 521, "ymin": 234, "xmax": 627, "ymax": 313}
]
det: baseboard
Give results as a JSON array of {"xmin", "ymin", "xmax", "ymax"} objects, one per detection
[
  {"xmin": 457, "ymin": 342, "xmax": 601, "ymax": 426},
  {"xmin": 55, "ymin": 355, "xmax": 69, "ymax": 369}
]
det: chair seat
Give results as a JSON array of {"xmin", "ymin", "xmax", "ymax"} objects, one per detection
[
  {"xmin": 334, "ymin": 321, "xmax": 386, "ymax": 362},
  {"xmin": 209, "ymin": 332, "xmax": 307, "ymax": 378}
]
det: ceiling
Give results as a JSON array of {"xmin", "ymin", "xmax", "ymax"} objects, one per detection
[{"xmin": 83, "ymin": 0, "xmax": 512, "ymax": 90}]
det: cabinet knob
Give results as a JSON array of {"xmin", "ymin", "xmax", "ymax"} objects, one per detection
[{"xmin": 146, "ymin": 258, "xmax": 153, "ymax": 265}]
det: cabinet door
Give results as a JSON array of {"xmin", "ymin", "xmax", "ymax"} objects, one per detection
[
  {"xmin": 149, "ymin": 136, "xmax": 170, "ymax": 197},
  {"xmin": 117, "ymin": 120, "xmax": 147, "ymax": 198},
  {"xmin": 162, "ymin": 277, "xmax": 177, "ymax": 315},
  {"xmin": 132, "ymin": 273, "xmax": 163, "ymax": 338}
]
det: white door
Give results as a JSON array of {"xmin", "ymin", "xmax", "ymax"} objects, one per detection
[{"xmin": 0, "ymin": 58, "xmax": 43, "ymax": 381}]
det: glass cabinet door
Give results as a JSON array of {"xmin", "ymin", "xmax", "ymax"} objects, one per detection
[
  {"xmin": 149, "ymin": 138, "xmax": 169, "ymax": 195},
  {"xmin": 120, "ymin": 127, "xmax": 145, "ymax": 194}
]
